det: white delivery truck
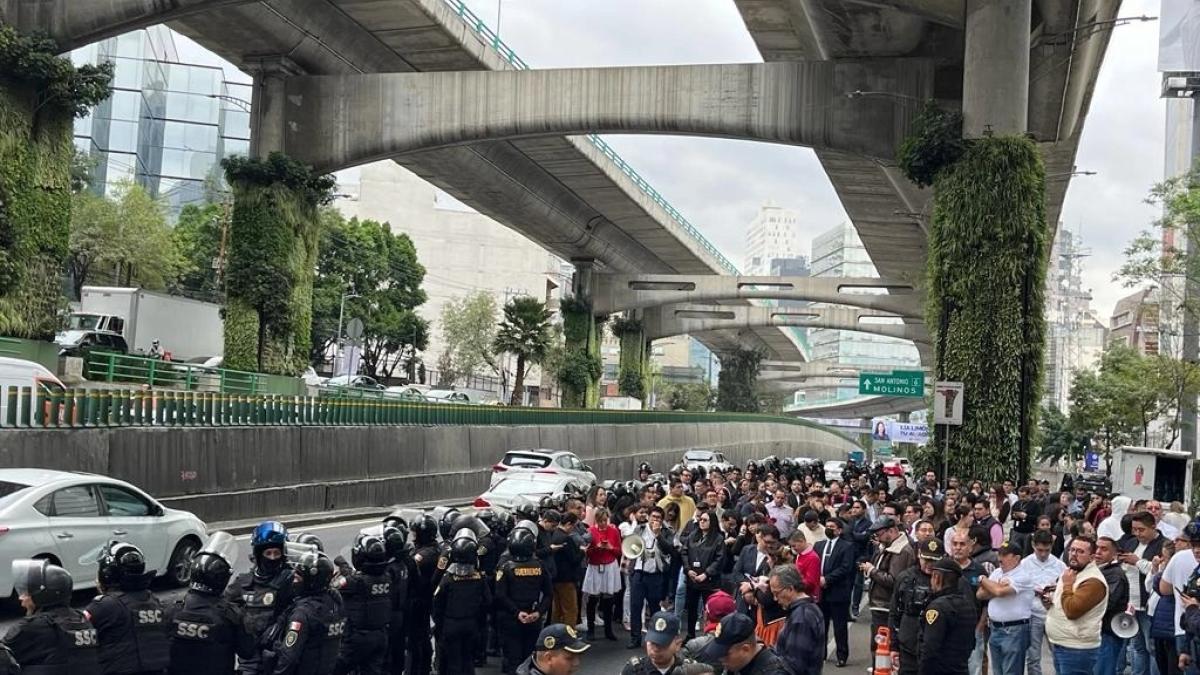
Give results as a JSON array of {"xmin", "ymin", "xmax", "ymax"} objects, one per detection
[
  {"xmin": 0, "ymin": 357, "xmax": 65, "ymax": 425},
  {"xmin": 67, "ymin": 287, "xmax": 223, "ymax": 361},
  {"xmin": 1109, "ymin": 445, "xmax": 1193, "ymax": 506}
]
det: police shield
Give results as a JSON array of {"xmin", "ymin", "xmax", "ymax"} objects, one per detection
[
  {"xmin": 77, "ymin": 541, "xmax": 114, "ymax": 567},
  {"xmin": 11, "ymin": 559, "xmax": 46, "ymax": 597},
  {"xmin": 199, "ymin": 531, "xmax": 240, "ymax": 567}
]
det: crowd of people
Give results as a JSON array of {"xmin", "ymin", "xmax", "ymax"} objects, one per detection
[{"xmin": 5, "ymin": 455, "xmax": 1200, "ymax": 675}]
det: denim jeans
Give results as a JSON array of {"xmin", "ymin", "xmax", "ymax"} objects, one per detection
[
  {"xmin": 850, "ymin": 571, "xmax": 864, "ymax": 618},
  {"xmin": 988, "ymin": 623, "xmax": 1030, "ymax": 675},
  {"xmin": 1051, "ymin": 644, "xmax": 1100, "ymax": 675},
  {"xmin": 969, "ymin": 627, "xmax": 985, "ymax": 675},
  {"xmin": 1095, "ymin": 633, "xmax": 1128, "ymax": 675},
  {"xmin": 672, "ymin": 568, "xmax": 687, "ymax": 623},
  {"xmin": 1128, "ymin": 611, "xmax": 1157, "ymax": 675},
  {"xmin": 628, "ymin": 571, "xmax": 664, "ymax": 641},
  {"xmin": 1026, "ymin": 614, "xmax": 1046, "ymax": 675}
]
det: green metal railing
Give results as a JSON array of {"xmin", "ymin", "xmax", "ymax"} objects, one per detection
[
  {"xmin": 83, "ymin": 352, "xmax": 302, "ymax": 396},
  {"xmin": 0, "ymin": 385, "xmax": 856, "ymax": 441},
  {"xmin": 0, "ymin": 337, "xmax": 60, "ymax": 371}
]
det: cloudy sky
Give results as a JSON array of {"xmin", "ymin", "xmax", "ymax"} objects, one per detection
[{"xmin": 179, "ymin": 0, "xmax": 1168, "ymax": 319}]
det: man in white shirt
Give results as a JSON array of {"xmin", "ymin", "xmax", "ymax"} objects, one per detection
[
  {"xmin": 766, "ymin": 490, "xmax": 795, "ymax": 538},
  {"xmin": 1121, "ymin": 511, "xmax": 1168, "ymax": 675},
  {"xmin": 1147, "ymin": 500, "xmax": 1181, "ymax": 541},
  {"xmin": 1158, "ymin": 523, "xmax": 1200, "ymax": 654},
  {"xmin": 979, "ymin": 542, "xmax": 1037, "ymax": 675},
  {"xmin": 1021, "ymin": 530, "xmax": 1067, "ymax": 675}
]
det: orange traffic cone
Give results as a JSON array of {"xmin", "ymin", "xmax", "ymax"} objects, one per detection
[{"xmin": 873, "ymin": 626, "xmax": 893, "ymax": 675}]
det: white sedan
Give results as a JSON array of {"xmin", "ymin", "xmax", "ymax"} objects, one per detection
[
  {"xmin": 474, "ymin": 473, "xmax": 591, "ymax": 510},
  {"xmin": 0, "ymin": 469, "xmax": 208, "ymax": 597},
  {"xmin": 681, "ymin": 449, "xmax": 734, "ymax": 474},
  {"xmin": 489, "ymin": 449, "xmax": 597, "ymax": 488}
]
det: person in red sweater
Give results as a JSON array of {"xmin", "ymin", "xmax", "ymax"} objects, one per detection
[
  {"xmin": 789, "ymin": 530, "xmax": 821, "ymax": 604},
  {"xmin": 583, "ymin": 506, "xmax": 623, "ymax": 641}
]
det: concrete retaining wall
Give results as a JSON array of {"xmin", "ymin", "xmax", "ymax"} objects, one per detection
[{"xmin": 0, "ymin": 421, "xmax": 857, "ymax": 522}]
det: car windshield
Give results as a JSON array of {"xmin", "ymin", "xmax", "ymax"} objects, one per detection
[
  {"xmin": 684, "ymin": 451, "xmax": 712, "ymax": 460},
  {"xmin": 490, "ymin": 477, "xmax": 557, "ymax": 496},
  {"xmin": 503, "ymin": 453, "xmax": 551, "ymax": 469},
  {"xmin": 0, "ymin": 480, "xmax": 32, "ymax": 511},
  {"xmin": 65, "ymin": 314, "xmax": 101, "ymax": 331}
]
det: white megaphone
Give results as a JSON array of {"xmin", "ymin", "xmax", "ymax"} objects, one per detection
[{"xmin": 1110, "ymin": 612, "xmax": 1139, "ymax": 639}]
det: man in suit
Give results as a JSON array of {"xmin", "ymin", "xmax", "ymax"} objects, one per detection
[
  {"xmin": 727, "ymin": 524, "xmax": 781, "ymax": 615},
  {"xmin": 816, "ymin": 516, "xmax": 855, "ymax": 667}
]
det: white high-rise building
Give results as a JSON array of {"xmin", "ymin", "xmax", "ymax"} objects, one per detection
[
  {"xmin": 1043, "ymin": 228, "xmax": 1107, "ymax": 412},
  {"xmin": 744, "ymin": 202, "xmax": 803, "ymax": 275}
]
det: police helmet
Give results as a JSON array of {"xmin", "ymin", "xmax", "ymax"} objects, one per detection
[
  {"xmin": 382, "ymin": 525, "xmax": 408, "ymax": 558},
  {"xmin": 189, "ymin": 551, "xmax": 233, "ymax": 595},
  {"xmin": 412, "ymin": 514, "xmax": 439, "ymax": 546},
  {"xmin": 351, "ymin": 534, "xmax": 389, "ymax": 572},
  {"xmin": 452, "ymin": 513, "xmax": 491, "ymax": 539},
  {"xmin": 1184, "ymin": 522, "xmax": 1200, "ymax": 544},
  {"xmin": 538, "ymin": 495, "xmax": 558, "ymax": 511},
  {"xmin": 382, "ymin": 510, "xmax": 409, "ymax": 530},
  {"xmin": 98, "ymin": 541, "xmax": 148, "ymax": 588},
  {"xmin": 251, "ymin": 521, "xmax": 288, "ymax": 559},
  {"xmin": 437, "ymin": 508, "xmax": 462, "ymax": 542},
  {"xmin": 492, "ymin": 509, "xmax": 515, "ymax": 538},
  {"xmin": 929, "ymin": 557, "xmax": 963, "ymax": 585},
  {"xmin": 512, "ymin": 496, "xmax": 539, "ymax": 523},
  {"xmin": 11, "ymin": 559, "xmax": 73, "ymax": 608},
  {"xmin": 450, "ymin": 528, "xmax": 478, "ymax": 565},
  {"xmin": 290, "ymin": 532, "xmax": 324, "ymax": 552},
  {"xmin": 507, "ymin": 527, "xmax": 536, "ymax": 560},
  {"xmin": 638, "ymin": 462, "xmax": 653, "ymax": 475},
  {"xmin": 292, "ymin": 550, "xmax": 336, "ymax": 595},
  {"xmin": 476, "ymin": 508, "xmax": 498, "ymax": 530}
]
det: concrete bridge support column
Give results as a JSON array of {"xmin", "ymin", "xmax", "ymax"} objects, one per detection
[
  {"xmin": 612, "ymin": 310, "xmax": 649, "ymax": 406},
  {"xmin": 562, "ymin": 259, "xmax": 603, "ymax": 408},
  {"xmin": 220, "ymin": 55, "xmax": 324, "ymax": 375},
  {"xmin": 962, "ymin": 0, "xmax": 1031, "ymax": 137}
]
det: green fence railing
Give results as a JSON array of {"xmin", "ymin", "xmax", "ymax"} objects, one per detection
[
  {"xmin": 82, "ymin": 352, "xmax": 303, "ymax": 396},
  {"xmin": 0, "ymin": 385, "xmax": 856, "ymax": 441}
]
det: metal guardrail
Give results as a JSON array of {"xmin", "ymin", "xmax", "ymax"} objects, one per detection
[
  {"xmin": 0, "ymin": 384, "xmax": 857, "ymax": 437},
  {"xmin": 83, "ymin": 351, "xmax": 285, "ymax": 395},
  {"xmin": 440, "ymin": 0, "xmax": 740, "ymax": 277}
]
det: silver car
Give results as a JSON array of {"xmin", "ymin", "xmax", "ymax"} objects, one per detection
[
  {"xmin": 0, "ymin": 469, "xmax": 208, "ymax": 597},
  {"xmin": 489, "ymin": 449, "xmax": 597, "ymax": 488},
  {"xmin": 681, "ymin": 449, "xmax": 734, "ymax": 475}
]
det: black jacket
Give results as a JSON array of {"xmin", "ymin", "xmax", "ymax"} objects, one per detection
[
  {"xmin": 726, "ymin": 544, "xmax": 770, "ymax": 614},
  {"xmin": 726, "ymin": 644, "xmax": 791, "ymax": 675},
  {"xmin": 1099, "ymin": 560, "xmax": 1130, "ymax": 635},
  {"xmin": 814, "ymin": 536, "xmax": 856, "ymax": 604},
  {"xmin": 682, "ymin": 531, "xmax": 726, "ymax": 592},
  {"xmin": 776, "ymin": 598, "xmax": 825, "ymax": 675},
  {"xmin": 918, "ymin": 586, "xmax": 978, "ymax": 675}
]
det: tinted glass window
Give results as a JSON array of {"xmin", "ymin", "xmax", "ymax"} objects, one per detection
[
  {"xmin": 0, "ymin": 480, "xmax": 32, "ymax": 511},
  {"xmin": 99, "ymin": 485, "xmax": 151, "ymax": 517},
  {"xmin": 51, "ymin": 485, "xmax": 101, "ymax": 517},
  {"xmin": 502, "ymin": 453, "xmax": 550, "ymax": 469}
]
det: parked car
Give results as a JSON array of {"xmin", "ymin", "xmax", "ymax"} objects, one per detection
[
  {"xmin": 54, "ymin": 329, "xmax": 129, "ymax": 358},
  {"xmin": 474, "ymin": 473, "xmax": 590, "ymax": 510},
  {"xmin": 324, "ymin": 375, "xmax": 385, "ymax": 390},
  {"xmin": 0, "ymin": 358, "xmax": 66, "ymax": 425},
  {"xmin": 489, "ymin": 449, "xmax": 597, "ymax": 487},
  {"xmin": 823, "ymin": 460, "xmax": 846, "ymax": 481},
  {"xmin": 385, "ymin": 385, "xmax": 428, "ymax": 402},
  {"xmin": 425, "ymin": 389, "xmax": 473, "ymax": 404},
  {"xmin": 0, "ymin": 469, "xmax": 208, "ymax": 597},
  {"xmin": 681, "ymin": 449, "xmax": 734, "ymax": 475}
]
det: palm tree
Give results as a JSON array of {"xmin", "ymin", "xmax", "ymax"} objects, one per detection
[{"xmin": 493, "ymin": 296, "xmax": 553, "ymax": 406}]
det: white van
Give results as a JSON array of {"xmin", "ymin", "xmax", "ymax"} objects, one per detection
[{"xmin": 0, "ymin": 357, "xmax": 66, "ymax": 426}]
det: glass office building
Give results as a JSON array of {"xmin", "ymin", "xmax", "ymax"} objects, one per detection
[{"xmin": 70, "ymin": 26, "xmax": 251, "ymax": 219}]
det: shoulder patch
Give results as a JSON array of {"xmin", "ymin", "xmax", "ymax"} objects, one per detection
[
  {"xmin": 496, "ymin": 570, "xmax": 504, "ymax": 582},
  {"xmin": 925, "ymin": 609, "xmax": 939, "ymax": 624},
  {"xmin": 284, "ymin": 630, "xmax": 298, "ymax": 648},
  {"xmin": 437, "ymin": 556, "xmax": 448, "ymax": 570},
  {"xmin": 629, "ymin": 657, "xmax": 641, "ymax": 666}
]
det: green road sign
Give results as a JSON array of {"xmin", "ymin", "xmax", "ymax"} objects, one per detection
[{"xmin": 858, "ymin": 370, "xmax": 925, "ymax": 397}]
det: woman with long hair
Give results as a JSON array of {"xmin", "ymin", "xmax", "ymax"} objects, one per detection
[
  {"xmin": 584, "ymin": 485, "xmax": 609, "ymax": 527},
  {"xmin": 583, "ymin": 506, "xmax": 622, "ymax": 640},
  {"xmin": 943, "ymin": 504, "xmax": 973, "ymax": 552},
  {"xmin": 681, "ymin": 510, "xmax": 726, "ymax": 640},
  {"xmin": 988, "ymin": 483, "xmax": 1011, "ymax": 531}
]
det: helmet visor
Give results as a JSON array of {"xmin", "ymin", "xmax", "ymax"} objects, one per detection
[
  {"xmin": 200, "ymin": 531, "xmax": 240, "ymax": 567},
  {"xmin": 284, "ymin": 540, "xmax": 318, "ymax": 560},
  {"xmin": 11, "ymin": 559, "xmax": 45, "ymax": 597},
  {"xmin": 359, "ymin": 524, "xmax": 385, "ymax": 538},
  {"xmin": 78, "ymin": 541, "xmax": 112, "ymax": 567}
]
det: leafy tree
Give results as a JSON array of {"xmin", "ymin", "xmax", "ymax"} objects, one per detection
[
  {"xmin": 310, "ymin": 210, "xmax": 428, "ymax": 377},
  {"xmin": 1118, "ymin": 164, "xmax": 1200, "ymax": 310},
  {"xmin": 71, "ymin": 149, "xmax": 95, "ymax": 193},
  {"xmin": 439, "ymin": 291, "xmax": 500, "ymax": 387},
  {"xmin": 67, "ymin": 181, "xmax": 180, "ymax": 298},
  {"xmin": 493, "ymin": 296, "xmax": 552, "ymax": 406},
  {"xmin": 716, "ymin": 347, "xmax": 765, "ymax": 413},
  {"xmin": 171, "ymin": 202, "xmax": 224, "ymax": 300},
  {"xmin": 1036, "ymin": 405, "xmax": 1090, "ymax": 464},
  {"xmin": 664, "ymin": 382, "xmax": 716, "ymax": 411}
]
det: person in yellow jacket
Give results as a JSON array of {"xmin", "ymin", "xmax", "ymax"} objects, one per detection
[{"xmin": 657, "ymin": 481, "xmax": 696, "ymax": 531}]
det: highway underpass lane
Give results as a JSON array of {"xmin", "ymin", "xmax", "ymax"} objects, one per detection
[{"xmin": 0, "ymin": 514, "xmax": 1051, "ymax": 674}]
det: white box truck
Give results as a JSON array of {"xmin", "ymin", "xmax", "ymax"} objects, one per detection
[
  {"xmin": 1110, "ymin": 445, "xmax": 1193, "ymax": 506},
  {"xmin": 70, "ymin": 287, "xmax": 223, "ymax": 361}
]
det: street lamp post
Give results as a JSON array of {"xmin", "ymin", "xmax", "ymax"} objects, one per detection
[{"xmin": 337, "ymin": 292, "xmax": 361, "ymax": 351}]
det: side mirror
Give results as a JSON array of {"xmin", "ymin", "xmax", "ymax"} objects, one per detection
[
  {"xmin": 152, "ymin": 504, "xmax": 165, "ymax": 517},
  {"xmin": 583, "ymin": 465, "xmax": 593, "ymax": 473}
]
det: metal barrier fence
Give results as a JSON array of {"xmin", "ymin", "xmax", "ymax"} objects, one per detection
[
  {"xmin": 83, "ymin": 352, "xmax": 303, "ymax": 396},
  {"xmin": 0, "ymin": 385, "xmax": 844, "ymax": 433}
]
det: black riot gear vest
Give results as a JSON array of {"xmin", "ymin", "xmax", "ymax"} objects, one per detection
[
  {"xmin": 168, "ymin": 592, "xmax": 244, "ymax": 675},
  {"xmin": 89, "ymin": 589, "xmax": 170, "ymax": 674},
  {"xmin": 341, "ymin": 570, "xmax": 392, "ymax": 631},
  {"xmin": 272, "ymin": 592, "xmax": 344, "ymax": 675},
  {"xmin": 226, "ymin": 567, "xmax": 294, "ymax": 639},
  {"xmin": 9, "ymin": 607, "xmax": 102, "ymax": 675}
]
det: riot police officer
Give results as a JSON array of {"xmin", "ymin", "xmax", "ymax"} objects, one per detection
[
  {"xmin": 889, "ymin": 538, "xmax": 941, "ymax": 675},
  {"xmin": 495, "ymin": 525, "xmax": 552, "ymax": 675},
  {"xmin": 408, "ymin": 515, "xmax": 440, "ymax": 675},
  {"xmin": 432, "ymin": 529, "xmax": 492, "ymax": 675},
  {"xmin": 167, "ymin": 532, "xmax": 253, "ymax": 675},
  {"xmin": 381, "ymin": 524, "xmax": 413, "ymax": 675},
  {"xmin": 263, "ymin": 550, "xmax": 345, "ymax": 675},
  {"xmin": 85, "ymin": 541, "xmax": 171, "ymax": 675},
  {"xmin": 4, "ymin": 559, "xmax": 101, "ymax": 674},
  {"xmin": 469, "ymin": 511, "xmax": 504, "ymax": 666},
  {"xmin": 333, "ymin": 534, "xmax": 392, "ymax": 675},
  {"xmin": 224, "ymin": 521, "xmax": 295, "ymax": 675},
  {"xmin": 918, "ymin": 557, "xmax": 978, "ymax": 675}
]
